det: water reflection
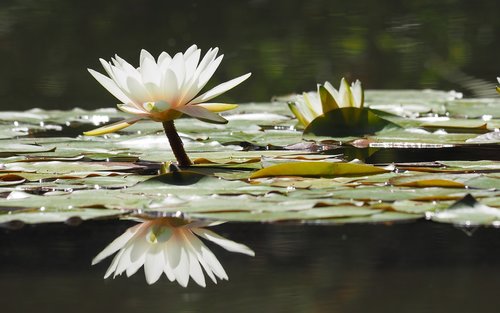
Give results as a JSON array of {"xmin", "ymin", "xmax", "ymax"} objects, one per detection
[
  {"xmin": 92, "ymin": 217, "xmax": 254, "ymax": 287},
  {"xmin": 3, "ymin": 221, "xmax": 500, "ymax": 312}
]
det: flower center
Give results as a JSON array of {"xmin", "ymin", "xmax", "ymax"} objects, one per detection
[{"xmin": 147, "ymin": 225, "xmax": 173, "ymax": 244}]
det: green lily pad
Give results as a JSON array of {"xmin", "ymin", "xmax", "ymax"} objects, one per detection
[
  {"xmin": 250, "ymin": 162, "xmax": 389, "ymax": 179},
  {"xmin": 304, "ymin": 107, "xmax": 400, "ymax": 137},
  {"xmin": 0, "ymin": 207, "xmax": 124, "ymax": 225}
]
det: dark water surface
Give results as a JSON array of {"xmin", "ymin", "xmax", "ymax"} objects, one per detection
[
  {"xmin": 0, "ymin": 0, "xmax": 498, "ymax": 111},
  {"xmin": 1, "ymin": 221, "xmax": 500, "ymax": 313}
]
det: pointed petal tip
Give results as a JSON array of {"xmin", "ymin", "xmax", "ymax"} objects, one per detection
[{"xmin": 87, "ymin": 68, "xmax": 99, "ymax": 76}]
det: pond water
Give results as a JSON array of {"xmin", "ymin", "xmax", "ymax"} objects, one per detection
[
  {"xmin": 0, "ymin": 1, "xmax": 499, "ymax": 312},
  {"xmin": 0, "ymin": 0, "xmax": 498, "ymax": 111},
  {"xmin": 2, "ymin": 221, "xmax": 500, "ymax": 312}
]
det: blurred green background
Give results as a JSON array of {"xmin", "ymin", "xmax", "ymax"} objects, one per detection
[{"xmin": 0, "ymin": 0, "xmax": 498, "ymax": 110}]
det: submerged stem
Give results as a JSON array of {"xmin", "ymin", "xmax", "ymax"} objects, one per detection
[{"xmin": 162, "ymin": 120, "xmax": 192, "ymax": 167}]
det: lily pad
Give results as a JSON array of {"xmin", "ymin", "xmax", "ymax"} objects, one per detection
[
  {"xmin": 250, "ymin": 162, "xmax": 389, "ymax": 179},
  {"xmin": 428, "ymin": 194, "xmax": 500, "ymax": 226},
  {"xmin": 304, "ymin": 107, "xmax": 400, "ymax": 137}
]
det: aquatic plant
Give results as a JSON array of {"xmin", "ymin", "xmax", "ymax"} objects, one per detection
[
  {"xmin": 92, "ymin": 217, "xmax": 254, "ymax": 287},
  {"xmin": 497, "ymin": 77, "xmax": 500, "ymax": 94},
  {"xmin": 287, "ymin": 77, "xmax": 363, "ymax": 127},
  {"xmin": 84, "ymin": 45, "xmax": 251, "ymax": 166}
]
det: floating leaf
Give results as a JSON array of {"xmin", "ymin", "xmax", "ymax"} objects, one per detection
[
  {"xmin": 420, "ymin": 119, "xmax": 489, "ymax": 133},
  {"xmin": 0, "ymin": 174, "xmax": 26, "ymax": 186},
  {"xmin": 304, "ymin": 107, "xmax": 400, "ymax": 137},
  {"xmin": 250, "ymin": 162, "xmax": 389, "ymax": 179},
  {"xmin": 0, "ymin": 207, "xmax": 124, "ymax": 225},
  {"xmin": 0, "ymin": 143, "xmax": 56, "ymax": 156},
  {"xmin": 428, "ymin": 194, "xmax": 500, "ymax": 226}
]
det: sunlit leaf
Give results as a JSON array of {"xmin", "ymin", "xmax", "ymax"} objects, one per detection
[{"xmin": 250, "ymin": 162, "xmax": 389, "ymax": 179}]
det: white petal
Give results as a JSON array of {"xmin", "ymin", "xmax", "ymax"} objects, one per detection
[
  {"xmin": 338, "ymin": 78, "xmax": 352, "ymax": 108},
  {"xmin": 166, "ymin": 232, "xmax": 190, "ymax": 287},
  {"xmin": 196, "ymin": 48, "xmax": 219, "ymax": 77},
  {"xmin": 200, "ymin": 243, "xmax": 228, "ymax": 280},
  {"xmin": 182, "ymin": 231, "xmax": 218, "ymax": 284},
  {"xmin": 144, "ymin": 245, "xmax": 165, "ymax": 284},
  {"xmin": 192, "ymin": 228, "xmax": 255, "ymax": 256},
  {"xmin": 180, "ymin": 232, "xmax": 206, "ymax": 287},
  {"xmin": 108, "ymin": 65, "xmax": 129, "ymax": 89},
  {"xmin": 161, "ymin": 69, "xmax": 180, "ymax": 105},
  {"xmin": 350, "ymin": 79, "xmax": 363, "ymax": 108},
  {"xmin": 169, "ymin": 53, "xmax": 186, "ymax": 91},
  {"xmin": 99, "ymin": 59, "xmax": 117, "ymax": 81},
  {"xmin": 92, "ymin": 223, "xmax": 142, "ymax": 265},
  {"xmin": 163, "ymin": 253, "xmax": 176, "ymax": 282},
  {"xmin": 176, "ymin": 105, "xmax": 227, "ymax": 124},
  {"xmin": 189, "ymin": 73, "xmax": 251, "ymax": 105},
  {"xmin": 117, "ymin": 103, "xmax": 148, "ymax": 115},
  {"xmin": 184, "ymin": 44, "xmax": 198, "ymax": 59},
  {"xmin": 126, "ymin": 252, "xmax": 145, "ymax": 277},
  {"xmin": 113, "ymin": 243, "xmax": 134, "ymax": 277},
  {"xmin": 158, "ymin": 51, "xmax": 172, "ymax": 66},
  {"xmin": 187, "ymin": 220, "xmax": 226, "ymax": 229},
  {"xmin": 183, "ymin": 230, "xmax": 227, "ymax": 280},
  {"xmin": 126, "ymin": 76, "xmax": 152, "ymax": 103},
  {"xmin": 140, "ymin": 56, "xmax": 161, "ymax": 86},
  {"xmin": 184, "ymin": 49, "xmax": 201, "ymax": 82},
  {"xmin": 303, "ymin": 90, "xmax": 322, "ymax": 115},
  {"xmin": 130, "ymin": 232, "xmax": 150, "ymax": 262},
  {"xmin": 181, "ymin": 49, "xmax": 220, "ymax": 102},
  {"xmin": 196, "ymin": 55, "xmax": 223, "ymax": 90},
  {"xmin": 297, "ymin": 92, "xmax": 320, "ymax": 122},
  {"xmin": 115, "ymin": 55, "xmax": 139, "ymax": 75},
  {"xmin": 104, "ymin": 248, "xmax": 124, "ymax": 279},
  {"xmin": 88, "ymin": 69, "xmax": 133, "ymax": 104},
  {"xmin": 140, "ymin": 49, "xmax": 155, "ymax": 67},
  {"xmin": 144, "ymin": 82, "xmax": 163, "ymax": 99},
  {"xmin": 323, "ymin": 81, "xmax": 340, "ymax": 104}
]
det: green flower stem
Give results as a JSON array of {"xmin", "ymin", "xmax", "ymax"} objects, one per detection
[{"xmin": 162, "ymin": 120, "xmax": 192, "ymax": 167}]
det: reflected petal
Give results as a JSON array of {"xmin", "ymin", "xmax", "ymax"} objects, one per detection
[
  {"xmin": 92, "ymin": 223, "xmax": 142, "ymax": 265},
  {"xmin": 92, "ymin": 217, "xmax": 254, "ymax": 287},
  {"xmin": 144, "ymin": 245, "xmax": 165, "ymax": 284},
  {"xmin": 192, "ymin": 228, "xmax": 255, "ymax": 256}
]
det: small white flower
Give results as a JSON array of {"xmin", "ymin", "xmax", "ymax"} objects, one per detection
[
  {"xmin": 85, "ymin": 45, "xmax": 251, "ymax": 135},
  {"xmin": 92, "ymin": 217, "xmax": 254, "ymax": 287},
  {"xmin": 288, "ymin": 77, "xmax": 364, "ymax": 126},
  {"xmin": 496, "ymin": 77, "xmax": 500, "ymax": 94}
]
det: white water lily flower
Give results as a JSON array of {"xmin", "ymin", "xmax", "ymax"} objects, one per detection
[
  {"xmin": 92, "ymin": 218, "xmax": 255, "ymax": 287},
  {"xmin": 496, "ymin": 77, "xmax": 500, "ymax": 94},
  {"xmin": 85, "ymin": 45, "xmax": 251, "ymax": 135},
  {"xmin": 288, "ymin": 77, "xmax": 364, "ymax": 126}
]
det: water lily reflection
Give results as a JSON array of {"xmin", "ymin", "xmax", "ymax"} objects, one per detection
[
  {"xmin": 288, "ymin": 77, "xmax": 364, "ymax": 127},
  {"xmin": 92, "ymin": 217, "xmax": 254, "ymax": 287}
]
